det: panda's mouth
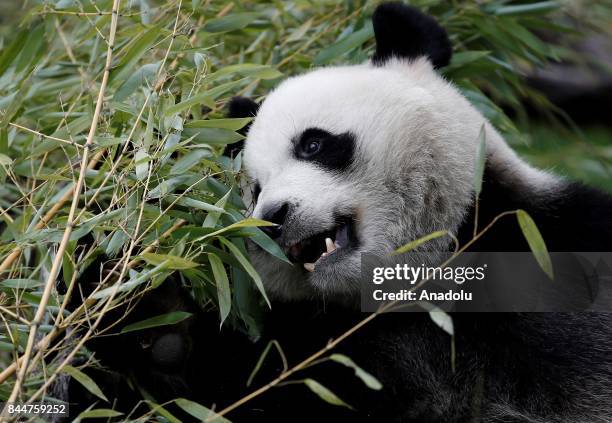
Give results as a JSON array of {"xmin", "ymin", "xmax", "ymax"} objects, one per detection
[{"xmin": 287, "ymin": 217, "xmax": 358, "ymax": 272}]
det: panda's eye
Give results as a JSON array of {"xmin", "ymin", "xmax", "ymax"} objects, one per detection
[
  {"xmin": 253, "ymin": 183, "xmax": 261, "ymax": 201},
  {"xmin": 304, "ymin": 140, "xmax": 321, "ymax": 156},
  {"xmin": 294, "ymin": 127, "xmax": 356, "ymax": 172},
  {"xmin": 296, "ymin": 129, "xmax": 328, "ymax": 159}
]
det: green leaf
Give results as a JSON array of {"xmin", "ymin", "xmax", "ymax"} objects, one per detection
[
  {"xmin": 92, "ymin": 262, "xmax": 169, "ymax": 299},
  {"xmin": 447, "ymin": 51, "xmax": 491, "ymax": 68},
  {"xmin": 314, "ymin": 23, "xmax": 373, "ymax": 65},
  {"xmin": 110, "ymin": 27, "xmax": 160, "ymax": 85},
  {"xmin": 120, "ymin": 311, "xmax": 193, "ymax": 334},
  {"xmin": 0, "ymin": 29, "xmax": 28, "ymax": 76},
  {"xmin": 184, "ymin": 127, "xmax": 244, "ymax": 145},
  {"xmin": 493, "ymin": 1, "xmax": 559, "ymax": 15},
  {"xmin": 63, "ymin": 365, "xmax": 108, "ymax": 402},
  {"xmin": 330, "ymin": 354, "xmax": 382, "ymax": 390},
  {"xmin": 203, "ymin": 190, "xmax": 231, "ymax": 228},
  {"xmin": 242, "ymin": 227, "xmax": 291, "ymax": 264},
  {"xmin": 200, "ymin": 217, "xmax": 275, "ymax": 240},
  {"xmin": 114, "ymin": 62, "xmax": 160, "ymax": 101},
  {"xmin": 170, "ymin": 149, "xmax": 211, "ymax": 174},
  {"xmin": 172, "ymin": 196, "xmax": 226, "ymax": 213},
  {"xmin": 207, "ymin": 63, "xmax": 282, "ymax": 81},
  {"xmin": 175, "ymin": 398, "xmax": 231, "ymax": 422},
  {"xmin": 209, "ymin": 253, "xmax": 231, "ymax": 325},
  {"xmin": 203, "ymin": 13, "xmax": 259, "ymax": 33},
  {"xmin": 0, "ymin": 153, "xmax": 12, "ymax": 166},
  {"xmin": 77, "ymin": 409, "xmax": 123, "ymax": 419},
  {"xmin": 303, "ymin": 379, "xmax": 353, "ymax": 409},
  {"xmin": 146, "ymin": 402, "xmax": 181, "ymax": 423},
  {"xmin": 219, "ymin": 237, "xmax": 270, "ymax": 308},
  {"xmin": 286, "ymin": 18, "xmax": 313, "ymax": 43},
  {"xmin": 134, "ymin": 148, "xmax": 150, "ymax": 181},
  {"xmin": 474, "ymin": 124, "xmax": 487, "ymax": 196},
  {"xmin": 55, "ymin": 0, "xmax": 76, "ymax": 9},
  {"xmin": 164, "ymin": 79, "xmax": 248, "ymax": 116},
  {"xmin": 394, "ymin": 231, "xmax": 448, "ymax": 254},
  {"xmin": 516, "ymin": 209, "xmax": 554, "ymax": 279},
  {"xmin": 1, "ymin": 279, "xmax": 42, "ymax": 289},
  {"xmin": 140, "ymin": 0, "xmax": 152, "ymax": 24},
  {"xmin": 141, "ymin": 253, "xmax": 199, "ymax": 269},
  {"xmin": 15, "ymin": 23, "xmax": 45, "ymax": 74},
  {"xmin": 185, "ymin": 118, "xmax": 252, "ymax": 131}
]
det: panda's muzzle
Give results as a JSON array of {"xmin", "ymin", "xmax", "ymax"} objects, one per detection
[{"xmin": 286, "ymin": 217, "xmax": 358, "ymax": 272}]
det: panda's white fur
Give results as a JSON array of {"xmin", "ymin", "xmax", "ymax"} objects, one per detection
[{"xmin": 244, "ymin": 57, "xmax": 559, "ymax": 301}]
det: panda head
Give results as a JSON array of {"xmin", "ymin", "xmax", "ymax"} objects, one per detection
[{"xmin": 238, "ymin": 2, "xmax": 549, "ymax": 302}]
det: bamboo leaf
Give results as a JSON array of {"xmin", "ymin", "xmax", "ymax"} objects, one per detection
[
  {"xmin": 175, "ymin": 398, "xmax": 231, "ymax": 422},
  {"xmin": 141, "ymin": 253, "xmax": 199, "ymax": 269},
  {"xmin": 185, "ymin": 118, "xmax": 252, "ymax": 131},
  {"xmin": 110, "ymin": 27, "xmax": 160, "ymax": 84},
  {"xmin": 314, "ymin": 23, "xmax": 373, "ymax": 65},
  {"xmin": 474, "ymin": 124, "xmax": 487, "ymax": 196},
  {"xmin": 203, "ymin": 13, "xmax": 259, "ymax": 33},
  {"xmin": 63, "ymin": 365, "xmax": 108, "ymax": 402},
  {"xmin": 209, "ymin": 253, "xmax": 231, "ymax": 326},
  {"xmin": 0, "ymin": 28, "xmax": 28, "ymax": 75},
  {"xmin": 516, "ymin": 209, "xmax": 554, "ymax": 279},
  {"xmin": 15, "ymin": 23, "xmax": 45, "ymax": 74},
  {"xmin": 303, "ymin": 379, "xmax": 353, "ymax": 409},
  {"xmin": 120, "ymin": 311, "xmax": 193, "ymax": 334},
  {"xmin": 77, "ymin": 409, "xmax": 123, "ymax": 419},
  {"xmin": 394, "ymin": 231, "xmax": 448, "ymax": 254},
  {"xmin": 429, "ymin": 308, "xmax": 454, "ymax": 336},
  {"xmin": 114, "ymin": 62, "xmax": 160, "ymax": 101},
  {"xmin": 170, "ymin": 149, "xmax": 212, "ymax": 174},
  {"xmin": 135, "ymin": 148, "xmax": 149, "ymax": 181},
  {"xmin": 1, "ymin": 279, "xmax": 42, "ymax": 289},
  {"xmin": 241, "ymin": 227, "xmax": 291, "ymax": 264},
  {"xmin": 493, "ymin": 1, "xmax": 560, "ymax": 15},
  {"xmin": 219, "ymin": 237, "xmax": 270, "ymax": 308},
  {"xmin": 330, "ymin": 354, "xmax": 382, "ymax": 390}
]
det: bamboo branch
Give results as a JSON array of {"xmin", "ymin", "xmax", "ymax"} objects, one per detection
[
  {"xmin": 0, "ymin": 1, "xmax": 122, "ymax": 416},
  {"xmin": 8, "ymin": 123, "xmax": 83, "ymax": 149}
]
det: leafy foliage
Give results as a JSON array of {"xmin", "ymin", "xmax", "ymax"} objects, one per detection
[{"xmin": 0, "ymin": 0, "xmax": 608, "ymax": 420}]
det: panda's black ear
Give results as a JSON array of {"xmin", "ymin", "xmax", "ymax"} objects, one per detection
[
  {"xmin": 224, "ymin": 96, "xmax": 259, "ymax": 158},
  {"xmin": 371, "ymin": 2, "xmax": 452, "ymax": 69}
]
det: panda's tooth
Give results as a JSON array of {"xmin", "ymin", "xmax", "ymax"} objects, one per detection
[
  {"xmin": 304, "ymin": 263, "xmax": 315, "ymax": 272},
  {"xmin": 325, "ymin": 238, "xmax": 335, "ymax": 253}
]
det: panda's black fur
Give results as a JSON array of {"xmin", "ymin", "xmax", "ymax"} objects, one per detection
[{"xmin": 61, "ymin": 3, "xmax": 612, "ymax": 422}]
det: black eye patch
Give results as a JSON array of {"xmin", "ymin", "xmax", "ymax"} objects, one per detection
[{"xmin": 293, "ymin": 128, "xmax": 356, "ymax": 172}]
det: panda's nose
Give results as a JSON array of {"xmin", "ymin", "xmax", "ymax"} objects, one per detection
[{"xmin": 260, "ymin": 203, "xmax": 289, "ymax": 239}]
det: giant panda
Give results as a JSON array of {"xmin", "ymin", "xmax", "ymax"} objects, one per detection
[{"xmin": 64, "ymin": 3, "xmax": 612, "ymax": 422}]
